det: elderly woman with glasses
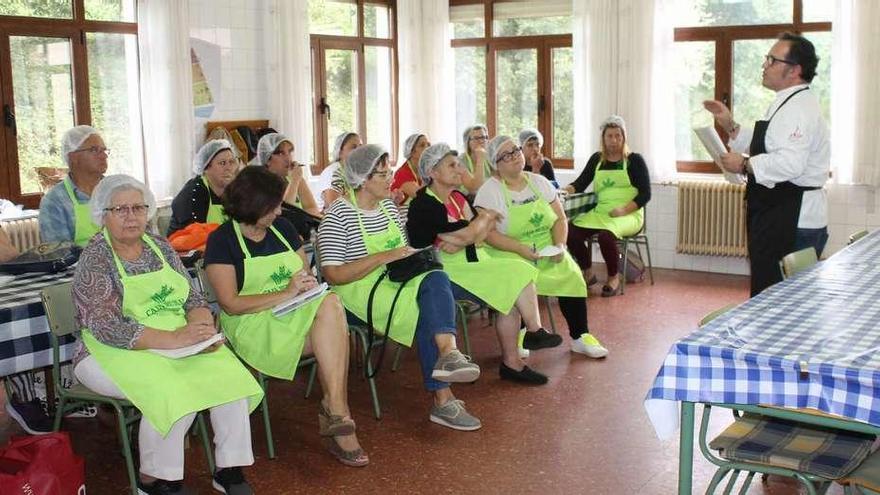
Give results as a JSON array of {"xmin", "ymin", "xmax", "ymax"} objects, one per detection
[
  {"xmin": 391, "ymin": 133, "xmax": 431, "ymax": 205},
  {"xmin": 318, "ymin": 144, "xmax": 483, "ymax": 431},
  {"xmin": 564, "ymin": 115, "xmax": 651, "ymax": 297},
  {"xmin": 167, "ymin": 139, "xmax": 238, "ymax": 236},
  {"xmin": 474, "ymin": 136, "xmax": 610, "ymax": 359},
  {"xmin": 71, "ymin": 175, "xmax": 263, "ymax": 495},
  {"xmin": 316, "ymin": 131, "xmax": 363, "ymax": 211},
  {"xmin": 459, "ymin": 124, "xmax": 492, "ymax": 195}
]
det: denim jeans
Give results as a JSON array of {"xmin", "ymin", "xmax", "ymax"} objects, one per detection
[{"xmin": 794, "ymin": 227, "xmax": 829, "ymax": 258}]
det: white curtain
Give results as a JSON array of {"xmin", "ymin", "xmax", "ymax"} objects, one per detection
[
  {"xmin": 397, "ymin": 0, "xmax": 455, "ymax": 157},
  {"xmin": 137, "ymin": 0, "xmax": 195, "ymax": 201},
  {"xmin": 263, "ymin": 0, "xmax": 314, "ymax": 171},
  {"xmin": 572, "ymin": 0, "xmax": 677, "ymax": 182},
  {"xmin": 832, "ymin": 0, "xmax": 880, "ymax": 186}
]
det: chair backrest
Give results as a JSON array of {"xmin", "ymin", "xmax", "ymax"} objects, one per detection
[
  {"xmin": 780, "ymin": 247, "xmax": 818, "ymax": 279},
  {"xmin": 194, "ymin": 260, "xmax": 219, "ymax": 304},
  {"xmin": 41, "ymin": 282, "xmax": 77, "ymax": 337},
  {"xmin": 849, "ymin": 230, "xmax": 869, "ymax": 245},
  {"xmin": 699, "ymin": 303, "xmax": 737, "ymax": 327}
]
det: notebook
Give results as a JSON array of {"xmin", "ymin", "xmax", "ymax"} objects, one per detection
[
  {"xmin": 148, "ymin": 333, "xmax": 223, "ymax": 359},
  {"xmin": 272, "ymin": 282, "xmax": 329, "ymax": 317}
]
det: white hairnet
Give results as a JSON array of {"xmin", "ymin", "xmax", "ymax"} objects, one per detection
[
  {"xmin": 332, "ymin": 132, "xmax": 359, "ymax": 163},
  {"xmin": 61, "ymin": 125, "xmax": 99, "ymax": 166},
  {"xmin": 192, "ymin": 139, "xmax": 233, "ymax": 175},
  {"xmin": 486, "ymin": 135, "xmax": 515, "ymax": 170},
  {"xmin": 518, "ymin": 128, "xmax": 543, "ymax": 148},
  {"xmin": 418, "ymin": 143, "xmax": 457, "ymax": 183},
  {"xmin": 345, "ymin": 144, "xmax": 388, "ymax": 189},
  {"xmin": 461, "ymin": 124, "xmax": 488, "ymax": 151},
  {"xmin": 90, "ymin": 174, "xmax": 157, "ymax": 227},
  {"xmin": 600, "ymin": 115, "xmax": 627, "ymax": 139},
  {"xmin": 250, "ymin": 133, "xmax": 292, "ymax": 167},
  {"xmin": 402, "ymin": 133, "xmax": 426, "ymax": 159}
]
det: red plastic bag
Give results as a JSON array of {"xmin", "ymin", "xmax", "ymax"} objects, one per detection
[{"xmin": 0, "ymin": 432, "xmax": 85, "ymax": 495}]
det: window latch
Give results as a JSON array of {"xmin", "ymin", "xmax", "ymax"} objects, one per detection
[
  {"xmin": 721, "ymin": 92, "xmax": 730, "ymax": 107},
  {"xmin": 3, "ymin": 104, "xmax": 15, "ymax": 135},
  {"xmin": 319, "ymin": 97, "xmax": 331, "ymax": 120}
]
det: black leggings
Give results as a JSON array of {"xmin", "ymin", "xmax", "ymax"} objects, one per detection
[{"xmin": 557, "ymin": 296, "xmax": 590, "ymax": 340}]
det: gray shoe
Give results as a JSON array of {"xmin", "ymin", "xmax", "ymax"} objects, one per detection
[
  {"xmin": 431, "ymin": 349, "xmax": 481, "ymax": 383},
  {"xmin": 429, "ymin": 399, "xmax": 482, "ymax": 431}
]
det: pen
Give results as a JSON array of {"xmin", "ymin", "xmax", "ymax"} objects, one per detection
[{"xmin": 532, "ymin": 243, "xmax": 537, "ymax": 265}]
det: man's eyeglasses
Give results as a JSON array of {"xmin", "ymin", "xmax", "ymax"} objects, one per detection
[
  {"xmin": 104, "ymin": 204, "xmax": 149, "ymax": 217},
  {"xmin": 71, "ymin": 146, "xmax": 110, "ymax": 156},
  {"xmin": 496, "ymin": 146, "xmax": 523, "ymax": 164},
  {"xmin": 764, "ymin": 54, "xmax": 796, "ymax": 66}
]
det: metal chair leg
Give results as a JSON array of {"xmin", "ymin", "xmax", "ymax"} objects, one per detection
[
  {"xmin": 256, "ymin": 373, "xmax": 276, "ymax": 459},
  {"xmin": 196, "ymin": 413, "xmax": 215, "ymax": 472},
  {"xmin": 642, "ymin": 236, "xmax": 655, "ymax": 285},
  {"xmin": 304, "ymin": 362, "xmax": 317, "ymax": 399},
  {"xmin": 722, "ymin": 469, "xmax": 741, "ymax": 495},
  {"xmin": 456, "ymin": 303, "xmax": 471, "ymax": 356},
  {"xmin": 542, "ymin": 296, "xmax": 557, "ymax": 333},
  {"xmin": 737, "ymin": 472, "xmax": 755, "ymax": 495},
  {"xmin": 391, "ymin": 345, "xmax": 405, "ymax": 372},
  {"xmin": 706, "ymin": 468, "xmax": 732, "ymax": 495},
  {"xmin": 355, "ymin": 329, "xmax": 382, "ymax": 419},
  {"xmin": 620, "ymin": 238, "xmax": 629, "ymax": 295},
  {"xmin": 115, "ymin": 404, "xmax": 138, "ymax": 495}
]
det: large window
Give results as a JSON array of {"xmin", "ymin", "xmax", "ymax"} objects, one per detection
[
  {"xmin": 450, "ymin": 0, "xmax": 573, "ymax": 168},
  {"xmin": 673, "ymin": 0, "xmax": 832, "ymax": 173},
  {"xmin": 309, "ymin": 0, "xmax": 396, "ymax": 173},
  {"xmin": 0, "ymin": 1, "xmax": 140, "ymax": 208}
]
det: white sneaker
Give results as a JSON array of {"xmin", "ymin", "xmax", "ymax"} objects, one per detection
[
  {"xmin": 517, "ymin": 328, "xmax": 530, "ymax": 359},
  {"xmin": 571, "ymin": 334, "xmax": 609, "ymax": 359}
]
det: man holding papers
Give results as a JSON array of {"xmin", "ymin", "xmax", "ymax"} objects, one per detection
[{"xmin": 704, "ymin": 32, "xmax": 830, "ymax": 296}]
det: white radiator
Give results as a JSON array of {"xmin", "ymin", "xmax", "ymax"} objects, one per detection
[
  {"xmin": 1, "ymin": 216, "xmax": 41, "ymax": 252},
  {"xmin": 677, "ymin": 181, "xmax": 747, "ymax": 257}
]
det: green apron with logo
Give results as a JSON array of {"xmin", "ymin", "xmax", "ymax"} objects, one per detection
[
  {"xmin": 219, "ymin": 222, "xmax": 325, "ymax": 379},
  {"xmin": 63, "ymin": 178, "xmax": 100, "ymax": 247},
  {"xmin": 426, "ymin": 188, "xmax": 537, "ymax": 314},
  {"xmin": 572, "ymin": 158, "xmax": 644, "ymax": 238},
  {"xmin": 81, "ymin": 233, "xmax": 262, "ymax": 436},
  {"xmin": 486, "ymin": 178, "xmax": 587, "ymax": 298},
  {"xmin": 463, "ymin": 153, "xmax": 492, "ymax": 178},
  {"xmin": 200, "ymin": 175, "xmax": 227, "ymax": 224},
  {"xmin": 331, "ymin": 195, "xmax": 433, "ymax": 347}
]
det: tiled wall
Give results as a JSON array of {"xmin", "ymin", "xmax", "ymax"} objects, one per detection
[{"xmin": 189, "ymin": 0, "xmax": 269, "ymax": 138}]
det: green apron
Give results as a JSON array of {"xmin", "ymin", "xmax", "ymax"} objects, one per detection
[
  {"xmin": 81, "ymin": 233, "xmax": 262, "ymax": 436},
  {"xmin": 571, "ymin": 157, "xmax": 644, "ymax": 238},
  {"xmin": 426, "ymin": 188, "xmax": 537, "ymax": 314},
  {"xmin": 200, "ymin": 175, "xmax": 227, "ymax": 224},
  {"xmin": 331, "ymin": 195, "xmax": 434, "ymax": 347},
  {"xmin": 486, "ymin": 177, "xmax": 587, "ymax": 298},
  {"xmin": 463, "ymin": 153, "xmax": 492, "ymax": 179},
  {"xmin": 219, "ymin": 222, "xmax": 325, "ymax": 379},
  {"xmin": 63, "ymin": 177, "xmax": 100, "ymax": 247}
]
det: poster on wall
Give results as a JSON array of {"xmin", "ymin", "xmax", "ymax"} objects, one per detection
[{"xmin": 190, "ymin": 38, "xmax": 221, "ymax": 119}]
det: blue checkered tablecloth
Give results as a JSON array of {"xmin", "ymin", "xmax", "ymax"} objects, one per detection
[
  {"xmin": 646, "ymin": 230, "xmax": 880, "ymax": 437},
  {"xmin": 0, "ymin": 270, "xmax": 76, "ymax": 377}
]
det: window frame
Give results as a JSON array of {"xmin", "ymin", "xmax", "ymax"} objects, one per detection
[
  {"xmin": 310, "ymin": 0, "xmax": 398, "ymax": 175},
  {"xmin": 0, "ymin": 0, "xmax": 138, "ymax": 209},
  {"xmin": 674, "ymin": 0, "xmax": 831, "ymax": 174},
  {"xmin": 450, "ymin": 0, "xmax": 573, "ymax": 169}
]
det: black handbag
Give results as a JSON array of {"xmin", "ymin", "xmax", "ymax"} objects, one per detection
[
  {"xmin": 0, "ymin": 242, "xmax": 81, "ymax": 275},
  {"xmin": 364, "ymin": 248, "xmax": 442, "ymax": 377}
]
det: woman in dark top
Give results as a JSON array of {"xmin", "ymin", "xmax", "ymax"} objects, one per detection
[
  {"xmin": 168, "ymin": 139, "xmax": 238, "ymax": 236},
  {"xmin": 204, "ymin": 166, "xmax": 368, "ymax": 467},
  {"xmin": 564, "ymin": 115, "xmax": 651, "ymax": 297},
  {"xmin": 518, "ymin": 128, "xmax": 558, "ymax": 187},
  {"xmin": 407, "ymin": 143, "xmax": 558, "ymax": 385}
]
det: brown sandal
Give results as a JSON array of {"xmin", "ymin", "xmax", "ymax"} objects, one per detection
[
  {"xmin": 322, "ymin": 437, "xmax": 370, "ymax": 467},
  {"xmin": 318, "ymin": 403, "xmax": 356, "ymax": 437}
]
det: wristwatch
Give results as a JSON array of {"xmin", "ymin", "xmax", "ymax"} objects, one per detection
[{"xmin": 741, "ymin": 154, "xmax": 751, "ymax": 174}]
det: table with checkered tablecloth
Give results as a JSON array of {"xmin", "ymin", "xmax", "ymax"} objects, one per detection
[
  {"xmin": 0, "ymin": 270, "xmax": 76, "ymax": 377},
  {"xmin": 644, "ymin": 229, "xmax": 880, "ymax": 493},
  {"xmin": 561, "ymin": 192, "xmax": 597, "ymax": 218}
]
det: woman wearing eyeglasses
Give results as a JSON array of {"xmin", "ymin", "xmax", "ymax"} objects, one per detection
[
  {"xmin": 316, "ymin": 132, "xmax": 363, "ymax": 211},
  {"xmin": 474, "ymin": 136, "xmax": 609, "ymax": 359},
  {"xmin": 318, "ymin": 144, "xmax": 484, "ymax": 432},
  {"xmin": 459, "ymin": 124, "xmax": 492, "ymax": 195},
  {"xmin": 168, "ymin": 139, "xmax": 238, "ymax": 236},
  {"xmin": 72, "ymin": 174, "xmax": 263, "ymax": 494}
]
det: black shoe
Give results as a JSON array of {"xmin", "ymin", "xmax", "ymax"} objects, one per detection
[
  {"xmin": 499, "ymin": 363, "xmax": 548, "ymax": 385},
  {"xmin": 137, "ymin": 479, "xmax": 192, "ymax": 495},
  {"xmin": 521, "ymin": 329, "xmax": 563, "ymax": 350},
  {"xmin": 5, "ymin": 398, "xmax": 53, "ymax": 435},
  {"xmin": 213, "ymin": 467, "xmax": 253, "ymax": 495}
]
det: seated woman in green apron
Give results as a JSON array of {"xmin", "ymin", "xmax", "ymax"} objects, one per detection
[
  {"xmin": 168, "ymin": 139, "xmax": 237, "ymax": 236},
  {"xmin": 316, "ymin": 131, "xmax": 362, "ymax": 211},
  {"xmin": 407, "ymin": 143, "xmax": 564, "ymax": 385},
  {"xmin": 474, "ymin": 136, "xmax": 610, "ymax": 359},
  {"xmin": 564, "ymin": 115, "xmax": 651, "ymax": 297},
  {"xmin": 318, "ymin": 144, "xmax": 484, "ymax": 432},
  {"xmin": 391, "ymin": 132, "xmax": 430, "ymax": 205},
  {"xmin": 204, "ymin": 166, "xmax": 368, "ymax": 467},
  {"xmin": 251, "ymin": 132, "xmax": 322, "ymax": 241},
  {"xmin": 72, "ymin": 174, "xmax": 263, "ymax": 495},
  {"xmin": 459, "ymin": 124, "xmax": 493, "ymax": 196}
]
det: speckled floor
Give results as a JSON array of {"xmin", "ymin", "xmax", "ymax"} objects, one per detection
[{"xmin": 1, "ymin": 267, "xmax": 846, "ymax": 494}]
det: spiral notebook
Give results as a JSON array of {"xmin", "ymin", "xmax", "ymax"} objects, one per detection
[{"xmin": 272, "ymin": 283, "xmax": 329, "ymax": 317}]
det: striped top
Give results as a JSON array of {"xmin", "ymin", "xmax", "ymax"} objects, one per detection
[{"xmin": 317, "ymin": 198, "xmax": 407, "ymax": 266}]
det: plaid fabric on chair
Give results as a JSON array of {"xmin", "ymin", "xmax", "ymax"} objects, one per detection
[
  {"xmin": 709, "ymin": 413, "xmax": 876, "ymax": 479},
  {"xmin": 840, "ymin": 449, "xmax": 880, "ymax": 493}
]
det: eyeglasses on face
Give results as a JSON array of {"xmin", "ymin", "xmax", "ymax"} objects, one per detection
[
  {"xmin": 469, "ymin": 134, "xmax": 489, "ymax": 142},
  {"xmin": 104, "ymin": 204, "xmax": 149, "ymax": 217},
  {"xmin": 764, "ymin": 54, "xmax": 796, "ymax": 66},
  {"xmin": 496, "ymin": 146, "xmax": 523, "ymax": 164},
  {"xmin": 71, "ymin": 146, "xmax": 110, "ymax": 156}
]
